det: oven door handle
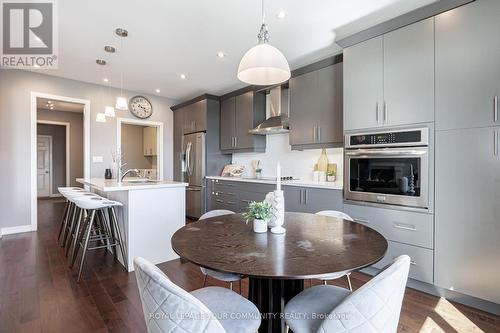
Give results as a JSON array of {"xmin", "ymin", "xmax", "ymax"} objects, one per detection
[{"xmin": 345, "ymin": 149, "xmax": 427, "ymax": 156}]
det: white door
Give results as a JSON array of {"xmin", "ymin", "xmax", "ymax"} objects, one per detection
[{"xmin": 37, "ymin": 135, "xmax": 52, "ymax": 197}]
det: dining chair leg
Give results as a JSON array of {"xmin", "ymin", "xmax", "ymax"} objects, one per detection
[
  {"xmin": 346, "ymin": 273, "xmax": 353, "ymax": 291},
  {"xmin": 285, "ymin": 324, "xmax": 290, "ymax": 333},
  {"xmin": 229, "ymin": 281, "xmax": 233, "ymax": 291},
  {"xmin": 202, "ymin": 274, "xmax": 208, "ymax": 287},
  {"xmin": 239, "ymin": 280, "xmax": 242, "ymax": 295},
  {"xmin": 309, "ymin": 279, "xmax": 313, "ymax": 288}
]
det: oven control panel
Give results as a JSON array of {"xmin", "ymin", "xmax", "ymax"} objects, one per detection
[{"xmin": 347, "ymin": 129, "xmax": 427, "ymax": 148}]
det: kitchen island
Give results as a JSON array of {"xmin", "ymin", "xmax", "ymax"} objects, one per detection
[{"xmin": 76, "ymin": 178, "xmax": 187, "ymax": 272}]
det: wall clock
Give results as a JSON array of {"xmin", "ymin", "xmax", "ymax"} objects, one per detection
[{"xmin": 129, "ymin": 96, "xmax": 153, "ymax": 119}]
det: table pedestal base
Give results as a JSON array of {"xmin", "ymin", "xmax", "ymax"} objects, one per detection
[{"xmin": 248, "ymin": 278, "xmax": 304, "ymax": 333}]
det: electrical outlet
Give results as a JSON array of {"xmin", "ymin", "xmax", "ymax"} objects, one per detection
[{"xmin": 92, "ymin": 156, "xmax": 103, "ymax": 163}]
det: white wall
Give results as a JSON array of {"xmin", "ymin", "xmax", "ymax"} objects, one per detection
[
  {"xmin": 0, "ymin": 69, "xmax": 177, "ymax": 229},
  {"xmin": 231, "ymin": 133, "xmax": 344, "ymax": 181}
]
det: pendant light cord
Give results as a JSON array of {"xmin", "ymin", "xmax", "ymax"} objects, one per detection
[
  {"xmin": 258, "ymin": 0, "xmax": 269, "ymax": 43},
  {"xmin": 120, "ymin": 36, "xmax": 124, "ymax": 97},
  {"xmin": 261, "ymin": 0, "xmax": 265, "ymax": 24}
]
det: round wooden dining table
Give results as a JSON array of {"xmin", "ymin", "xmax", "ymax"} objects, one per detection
[{"xmin": 171, "ymin": 212, "xmax": 388, "ymax": 333}]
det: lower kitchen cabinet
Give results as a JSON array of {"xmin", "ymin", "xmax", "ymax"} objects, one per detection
[
  {"xmin": 283, "ymin": 186, "xmax": 343, "ymax": 213},
  {"xmin": 344, "ymin": 203, "xmax": 435, "ymax": 284}
]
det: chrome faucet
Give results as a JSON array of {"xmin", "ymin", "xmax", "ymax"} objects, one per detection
[{"xmin": 120, "ymin": 169, "xmax": 139, "ymax": 182}]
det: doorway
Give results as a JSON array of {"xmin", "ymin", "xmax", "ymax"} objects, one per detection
[{"xmin": 30, "ymin": 92, "xmax": 91, "ymax": 231}]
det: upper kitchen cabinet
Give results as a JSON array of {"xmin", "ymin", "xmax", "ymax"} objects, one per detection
[
  {"xmin": 183, "ymin": 99, "xmax": 207, "ymax": 134},
  {"xmin": 344, "ymin": 18, "xmax": 434, "ymax": 131},
  {"xmin": 344, "ymin": 36, "xmax": 384, "ymax": 131},
  {"xmin": 289, "ymin": 59, "xmax": 343, "ymax": 149},
  {"xmin": 220, "ymin": 90, "xmax": 266, "ymax": 152},
  {"xmin": 383, "ymin": 17, "xmax": 434, "ymax": 127},
  {"xmin": 143, "ymin": 127, "xmax": 157, "ymax": 156},
  {"xmin": 435, "ymin": 0, "xmax": 500, "ymax": 130},
  {"xmin": 173, "ymin": 108, "xmax": 184, "ymax": 181}
]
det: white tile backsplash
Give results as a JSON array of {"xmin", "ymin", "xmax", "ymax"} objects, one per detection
[{"xmin": 231, "ymin": 134, "xmax": 343, "ymax": 181}]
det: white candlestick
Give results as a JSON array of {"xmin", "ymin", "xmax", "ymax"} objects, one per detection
[{"xmin": 277, "ymin": 163, "xmax": 281, "ymax": 191}]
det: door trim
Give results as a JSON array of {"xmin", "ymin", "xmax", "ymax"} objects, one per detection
[
  {"xmin": 37, "ymin": 135, "xmax": 53, "ymax": 198},
  {"xmin": 37, "ymin": 120, "xmax": 71, "ymax": 195},
  {"xmin": 30, "ymin": 92, "xmax": 91, "ymax": 232},
  {"xmin": 116, "ymin": 117, "xmax": 164, "ymax": 180}
]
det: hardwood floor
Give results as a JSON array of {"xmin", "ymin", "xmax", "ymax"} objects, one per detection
[{"xmin": 0, "ymin": 198, "xmax": 499, "ymax": 333}]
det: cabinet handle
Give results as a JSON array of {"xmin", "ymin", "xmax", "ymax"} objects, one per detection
[
  {"xmin": 494, "ymin": 130, "xmax": 499, "ymax": 157},
  {"xmin": 234, "ymin": 137, "xmax": 238, "ymax": 148},
  {"xmin": 383, "ymin": 101, "xmax": 388, "ymax": 124},
  {"xmin": 317, "ymin": 127, "xmax": 321, "ymax": 142},
  {"xmin": 241, "ymin": 200, "xmax": 251, "ymax": 203},
  {"xmin": 227, "ymin": 192, "xmax": 236, "ymax": 196},
  {"xmin": 495, "ymin": 96, "xmax": 499, "ymax": 122},
  {"xmin": 304, "ymin": 189, "xmax": 308, "ymax": 205},
  {"xmin": 313, "ymin": 127, "xmax": 317, "ymax": 142},
  {"xmin": 215, "ymin": 199, "xmax": 223, "ymax": 203},
  {"xmin": 376, "ymin": 102, "xmax": 380, "ymax": 123},
  {"xmin": 227, "ymin": 201, "xmax": 237, "ymax": 205},
  {"xmin": 393, "ymin": 222, "xmax": 417, "ymax": 231},
  {"xmin": 354, "ymin": 218, "xmax": 370, "ymax": 224}
]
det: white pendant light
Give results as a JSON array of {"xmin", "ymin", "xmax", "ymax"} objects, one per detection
[
  {"xmin": 115, "ymin": 28, "xmax": 128, "ymax": 110},
  {"xmin": 237, "ymin": 0, "xmax": 290, "ymax": 85},
  {"xmin": 104, "ymin": 106, "xmax": 116, "ymax": 117},
  {"xmin": 96, "ymin": 112, "xmax": 107, "ymax": 123}
]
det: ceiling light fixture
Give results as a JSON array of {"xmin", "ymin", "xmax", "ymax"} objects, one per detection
[
  {"xmin": 104, "ymin": 45, "xmax": 116, "ymax": 53},
  {"xmin": 115, "ymin": 28, "xmax": 129, "ymax": 111},
  {"xmin": 96, "ymin": 59, "xmax": 106, "ymax": 65},
  {"xmin": 217, "ymin": 51, "xmax": 225, "ymax": 58},
  {"xmin": 155, "ymin": 89, "xmax": 161, "ymax": 93},
  {"xmin": 103, "ymin": 78, "xmax": 109, "ymax": 82},
  {"xmin": 276, "ymin": 10, "xmax": 287, "ymax": 19},
  {"xmin": 237, "ymin": 0, "xmax": 290, "ymax": 85},
  {"xmin": 180, "ymin": 74, "xmax": 187, "ymax": 79},
  {"xmin": 96, "ymin": 113, "xmax": 107, "ymax": 123},
  {"xmin": 104, "ymin": 106, "xmax": 116, "ymax": 118}
]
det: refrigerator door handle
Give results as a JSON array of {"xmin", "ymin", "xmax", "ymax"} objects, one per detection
[
  {"xmin": 186, "ymin": 142, "xmax": 192, "ymax": 176},
  {"xmin": 186, "ymin": 187, "xmax": 202, "ymax": 192}
]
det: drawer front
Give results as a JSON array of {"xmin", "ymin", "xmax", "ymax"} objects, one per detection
[
  {"xmin": 305, "ymin": 188, "xmax": 343, "ymax": 213},
  {"xmin": 239, "ymin": 191, "xmax": 269, "ymax": 212},
  {"xmin": 344, "ymin": 204, "xmax": 434, "ymax": 249},
  {"xmin": 372, "ymin": 241, "xmax": 434, "ymax": 284}
]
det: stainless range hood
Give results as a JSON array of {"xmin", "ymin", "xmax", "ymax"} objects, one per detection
[{"xmin": 249, "ymin": 86, "xmax": 289, "ymax": 135}]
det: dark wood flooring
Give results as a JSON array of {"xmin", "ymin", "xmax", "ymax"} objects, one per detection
[{"xmin": 0, "ymin": 198, "xmax": 499, "ymax": 333}]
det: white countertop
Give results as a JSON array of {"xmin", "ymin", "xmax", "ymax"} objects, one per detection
[
  {"xmin": 206, "ymin": 176, "xmax": 343, "ymax": 190},
  {"xmin": 76, "ymin": 178, "xmax": 188, "ymax": 192}
]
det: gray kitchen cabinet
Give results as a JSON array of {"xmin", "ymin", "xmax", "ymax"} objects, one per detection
[
  {"xmin": 289, "ymin": 63, "xmax": 343, "ymax": 149},
  {"xmin": 220, "ymin": 97, "xmax": 236, "ymax": 151},
  {"xmin": 435, "ymin": 126, "xmax": 500, "ymax": 304},
  {"xmin": 435, "ymin": 0, "xmax": 500, "ymax": 131},
  {"xmin": 283, "ymin": 186, "xmax": 343, "ymax": 213},
  {"xmin": 383, "ymin": 18, "xmax": 434, "ymax": 127},
  {"xmin": 344, "ymin": 18, "xmax": 434, "ymax": 131},
  {"xmin": 173, "ymin": 108, "xmax": 184, "ymax": 181},
  {"xmin": 344, "ymin": 36, "xmax": 384, "ymax": 131},
  {"xmin": 207, "ymin": 179, "xmax": 273, "ymax": 213},
  {"xmin": 183, "ymin": 100, "xmax": 207, "ymax": 134},
  {"xmin": 220, "ymin": 91, "xmax": 266, "ymax": 152}
]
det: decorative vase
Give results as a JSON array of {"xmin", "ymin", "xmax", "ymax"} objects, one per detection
[
  {"xmin": 253, "ymin": 219, "xmax": 268, "ymax": 233},
  {"xmin": 265, "ymin": 190, "xmax": 286, "ymax": 234},
  {"xmin": 317, "ymin": 148, "xmax": 329, "ymax": 173},
  {"xmin": 105, "ymin": 168, "xmax": 112, "ymax": 180}
]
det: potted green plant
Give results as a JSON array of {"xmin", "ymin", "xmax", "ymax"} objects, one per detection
[{"xmin": 243, "ymin": 201, "xmax": 273, "ymax": 233}]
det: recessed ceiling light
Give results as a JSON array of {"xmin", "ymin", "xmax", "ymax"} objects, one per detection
[
  {"xmin": 96, "ymin": 59, "xmax": 106, "ymax": 65},
  {"xmin": 180, "ymin": 74, "xmax": 187, "ymax": 79},
  {"xmin": 104, "ymin": 46, "xmax": 116, "ymax": 53},
  {"xmin": 33, "ymin": 64, "xmax": 40, "ymax": 68},
  {"xmin": 217, "ymin": 51, "xmax": 225, "ymax": 58},
  {"xmin": 155, "ymin": 89, "xmax": 161, "ymax": 93},
  {"xmin": 276, "ymin": 10, "xmax": 287, "ymax": 19},
  {"xmin": 103, "ymin": 78, "xmax": 109, "ymax": 82},
  {"xmin": 47, "ymin": 100, "xmax": 52, "ymax": 104}
]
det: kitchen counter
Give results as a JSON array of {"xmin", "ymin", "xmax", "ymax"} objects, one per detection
[
  {"xmin": 205, "ymin": 176, "xmax": 343, "ymax": 190},
  {"xmin": 76, "ymin": 178, "xmax": 187, "ymax": 192},
  {"xmin": 76, "ymin": 178, "xmax": 186, "ymax": 272}
]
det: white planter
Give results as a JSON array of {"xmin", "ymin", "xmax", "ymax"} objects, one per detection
[{"xmin": 253, "ymin": 219, "xmax": 268, "ymax": 233}]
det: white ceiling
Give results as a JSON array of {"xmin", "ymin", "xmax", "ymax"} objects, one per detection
[
  {"xmin": 37, "ymin": 97, "xmax": 84, "ymax": 113},
  {"xmin": 32, "ymin": 0, "xmax": 436, "ymax": 101}
]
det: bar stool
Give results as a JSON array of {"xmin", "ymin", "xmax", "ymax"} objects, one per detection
[
  {"xmin": 70, "ymin": 196, "xmax": 127, "ymax": 282},
  {"xmin": 57, "ymin": 187, "xmax": 86, "ymax": 244}
]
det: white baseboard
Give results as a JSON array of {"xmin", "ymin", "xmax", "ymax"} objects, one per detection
[{"xmin": 1, "ymin": 225, "xmax": 33, "ymax": 236}]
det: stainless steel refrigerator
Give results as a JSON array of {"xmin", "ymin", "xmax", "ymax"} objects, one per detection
[{"xmin": 182, "ymin": 132, "xmax": 206, "ymax": 219}]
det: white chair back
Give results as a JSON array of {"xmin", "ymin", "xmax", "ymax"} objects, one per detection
[
  {"xmin": 316, "ymin": 210, "xmax": 354, "ymax": 221},
  {"xmin": 317, "ymin": 255, "xmax": 411, "ymax": 333},
  {"xmin": 133, "ymin": 257, "xmax": 226, "ymax": 333},
  {"xmin": 200, "ymin": 210, "xmax": 235, "ymax": 220}
]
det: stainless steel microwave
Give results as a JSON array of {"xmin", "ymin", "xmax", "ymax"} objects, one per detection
[{"xmin": 344, "ymin": 128, "xmax": 429, "ymax": 209}]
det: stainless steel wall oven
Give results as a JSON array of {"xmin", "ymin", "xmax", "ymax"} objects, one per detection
[{"xmin": 344, "ymin": 128, "xmax": 430, "ymax": 209}]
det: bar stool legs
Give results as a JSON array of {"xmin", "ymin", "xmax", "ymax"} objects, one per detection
[
  {"xmin": 57, "ymin": 200, "xmax": 70, "ymax": 243},
  {"xmin": 77, "ymin": 210, "xmax": 96, "ymax": 282},
  {"xmin": 108, "ymin": 207, "xmax": 127, "ymax": 270}
]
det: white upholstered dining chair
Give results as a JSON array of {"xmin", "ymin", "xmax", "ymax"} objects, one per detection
[
  {"xmin": 198, "ymin": 210, "xmax": 243, "ymax": 291},
  {"xmin": 315, "ymin": 210, "xmax": 356, "ymax": 290},
  {"xmin": 133, "ymin": 257, "xmax": 261, "ymax": 333},
  {"xmin": 284, "ymin": 255, "xmax": 411, "ymax": 333}
]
